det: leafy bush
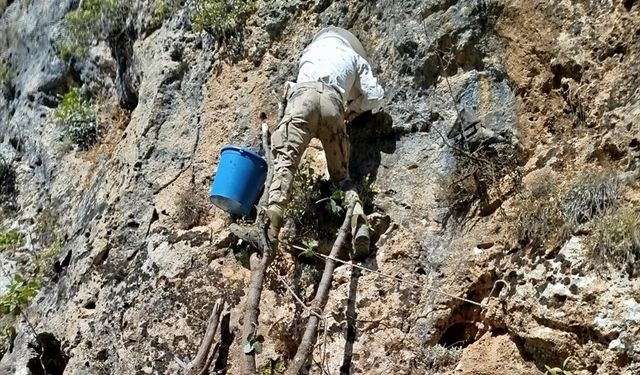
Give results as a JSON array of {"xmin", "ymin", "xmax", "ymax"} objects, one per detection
[
  {"xmin": 53, "ymin": 87, "xmax": 97, "ymax": 150},
  {"xmin": 285, "ymin": 163, "xmax": 319, "ymax": 223},
  {"xmin": 560, "ymin": 174, "xmax": 618, "ymax": 227},
  {"xmin": 0, "ymin": 230, "xmax": 24, "ymax": 251},
  {"xmin": 0, "ymin": 62, "xmax": 10, "ymax": 88},
  {"xmin": 57, "ymin": 0, "xmax": 127, "ymax": 60},
  {"xmin": 0, "ymin": 275, "xmax": 40, "ymax": 316},
  {"xmin": 590, "ymin": 209, "xmax": 640, "ymax": 275},
  {"xmin": 175, "ymin": 187, "xmax": 209, "ymax": 229},
  {"xmin": 191, "ymin": 0, "xmax": 254, "ymax": 36}
]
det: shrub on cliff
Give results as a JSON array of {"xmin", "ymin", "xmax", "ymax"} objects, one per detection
[
  {"xmin": 53, "ymin": 87, "xmax": 97, "ymax": 150},
  {"xmin": 56, "ymin": 0, "xmax": 128, "ymax": 60},
  {"xmin": 0, "ymin": 62, "xmax": 10, "ymax": 88},
  {"xmin": 191, "ymin": 0, "xmax": 254, "ymax": 36},
  {"xmin": 590, "ymin": 208, "xmax": 640, "ymax": 276},
  {"xmin": 560, "ymin": 173, "xmax": 618, "ymax": 227},
  {"xmin": 175, "ymin": 187, "xmax": 209, "ymax": 229}
]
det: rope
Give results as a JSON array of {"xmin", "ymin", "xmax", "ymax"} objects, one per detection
[{"xmin": 290, "ymin": 245, "xmax": 485, "ymax": 307}]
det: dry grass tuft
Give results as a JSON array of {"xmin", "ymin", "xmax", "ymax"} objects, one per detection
[
  {"xmin": 590, "ymin": 208, "xmax": 640, "ymax": 276},
  {"xmin": 559, "ymin": 173, "xmax": 618, "ymax": 227},
  {"xmin": 419, "ymin": 344, "xmax": 463, "ymax": 372},
  {"xmin": 175, "ymin": 187, "xmax": 209, "ymax": 229},
  {"xmin": 512, "ymin": 181, "xmax": 568, "ymax": 249}
]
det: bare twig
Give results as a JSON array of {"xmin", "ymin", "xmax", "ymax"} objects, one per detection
[
  {"xmin": 286, "ymin": 202, "xmax": 356, "ymax": 375},
  {"xmin": 189, "ymin": 298, "xmax": 224, "ymax": 374},
  {"xmin": 242, "ymin": 123, "xmax": 275, "ymax": 375}
]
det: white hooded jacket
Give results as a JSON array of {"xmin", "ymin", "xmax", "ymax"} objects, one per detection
[{"xmin": 296, "ymin": 27, "xmax": 385, "ymax": 115}]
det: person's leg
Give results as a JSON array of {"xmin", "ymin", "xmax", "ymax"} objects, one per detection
[
  {"xmin": 317, "ymin": 88, "xmax": 370, "ymax": 259},
  {"xmin": 267, "ymin": 89, "xmax": 320, "ymax": 236},
  {"xmin": 230, "ymin": 87, "xmax": 319, "ymax": 247}
]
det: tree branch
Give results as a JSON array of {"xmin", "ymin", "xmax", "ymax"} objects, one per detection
[
  {"xmin": 242, "ymin": 123, "xmax": 275, "ymax": 374},
  {"xmin": 286, "ymin": 201, "xmax": 356, "ymax": 375},
  {"xmin": 189, "ymin": 298, "xmax": 224, "ymax": 375}
]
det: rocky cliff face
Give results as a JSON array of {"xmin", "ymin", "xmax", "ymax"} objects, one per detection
[{"xmin": 0, "ymin": 0, "xmax": 639, "ymax": 374}]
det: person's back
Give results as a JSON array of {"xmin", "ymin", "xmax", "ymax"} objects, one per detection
[{"xmin": 296, "ymin": 27, "xmax": 384, "ymax": 118}]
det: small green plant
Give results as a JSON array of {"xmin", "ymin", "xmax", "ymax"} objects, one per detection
[
  {"xmin": 34, "ymin": 239, "xmax": 64, "ymax": 277},
  {"xmin": 560, "ymin": 173, "xmax": 618, "ymax": 227},
  {"xmin": 0, "ymin": 62, "xmax": 11, "ymax": 88},
  {"xmin": 174, "ymin": 187, "xmax": 208, "ymax": 229},
  {"xmin": 0, "ymin": 229, "xmax": 24, "ymax": 251},
  {"xmin": 590, "ymin": 208, "xmax": 640, "ymax": 275},
  {"xmin": 297, "ymin": 239, "xmax": 318, "ymax": 261},
  {"xmin": 261, "ymin": 357, "xmax": 286, "ymax": 375},
  {"xmin": 544, "ymin": 357, "xmax": 573, "ymax": 375},
  {"xmin": 53, "ymin": 87, "xmax": 97, "ymax": 150},
  {"xmin": 316, "ymin": 189, "xmax": 345, "ymax": 216},
  {"xmin": 0, "ymin": 275, "xmax": 41, "ymax": 316},
  {"xmin": 357, "ymin": 174, "xmax": 378, "ymax": 209},
  {"xmin": 285, "ymin": 163, "xmax": 318, "ymax": 222},
  {"xmin": 191, "ymin": 0, "xmax": 254, "ymax": 36},
  {"xmin": 243, "ymin": 332, "xmax": 264, "ymax": 354}
]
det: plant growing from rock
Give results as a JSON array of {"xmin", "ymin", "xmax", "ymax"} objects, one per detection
[
  {"xmin": 0, "ymin": 229, "xmax": 24, "ymax": 251},
  {"xmin": 589, "ymin": 208, "xmax": 640, "ymax": 276},
  {"xmin": 560, "ymin": 173, "xmax": 618, "ymax": 227},
  {"xmin": 0, "ymin": 62, "xmax": 10, "ymax": 88},
  {"xmin": 0, "ymin": 275, "xmax": 40, "ymax": 316},
  {"xmin": 174, "ymin": 186, "xmax": 209, "ymax": 229},
  {"xmin": 191, "ymin": 0, "xmax": 254, "ymax": 36},
  {"xmin": 53, "ymin": 87, "xmax": 97, "ymax": 150},
  {"xmin": 56, "ymin": 0, "xmax": 128, "ymax": 60},
  {"xmin": 511, "ymin": 181, "xmax": 568, "ymax": 249},
  {"xmin": 419, "ymin": 344, "xmax": 463, "ymax": 372}
]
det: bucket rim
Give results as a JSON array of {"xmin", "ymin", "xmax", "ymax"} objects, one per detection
[{"xmin": 221, "ymin": 145, "xmax": 266, "ymax": 164}]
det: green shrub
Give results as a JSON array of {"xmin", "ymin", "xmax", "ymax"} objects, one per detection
[
  {"xmin": 590, "ymin": 208, "xmax": 640, "ymax": 275},
  {"xmin": 57, "ymin": 0, "xmax": 127, "ymax": 60},
  {"xmin": 53, "ymin": 87, "xmax": 97, "ymax": 150},
  {"xmin": 191, "ymin": 0, "xmax": 254, "ymax": 36},
  {"xmin": 285, "ymin": 163, "xmax": 319, "ymax": 223},
  {"xmin": 0, "ymin": 230, "xmax": 24, "ymax": 251},
  {"xmin": 150, "ymin": 0, "xmax": 182, "ymax": 29},
  {"xmin": 0, "ymin": 62, "xmax": 10, "ymax": 87},
  {"xmin": 560, "ymin": 174, "xmax": 618, "ymax": 227},
  {"xmin": 0, "ymin": 275, "xmax": 41, "ymax": 316}
]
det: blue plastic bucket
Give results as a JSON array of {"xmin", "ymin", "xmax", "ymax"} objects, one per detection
[{"xmin": 210, "ymin": 145, "xmax": 268, "ymax": 217}]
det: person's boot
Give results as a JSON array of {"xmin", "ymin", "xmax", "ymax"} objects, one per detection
[
  {"xmin": 352, "ymin": 222, "xmax": 370, "ymax": 260},
  {"xmin": 229, "ymin": 205, "xmax": 284, "ymax": 250}
]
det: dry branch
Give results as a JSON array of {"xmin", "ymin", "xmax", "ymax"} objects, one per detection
[
  {"xmin": 189, "ymin": 298, "xmax": 224, "ymax": 375},
  {"xmin": 242, "ymin": 123, "xmax": 275, "ymax": 374},
  {"xmin": 286, "ymin": 201, "xmax": 357, "ymax": 375}
]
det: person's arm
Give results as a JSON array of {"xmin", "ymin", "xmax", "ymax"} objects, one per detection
[{"xmin": 346, "ymin": 55, "xmax": 384, "ymax": 116}]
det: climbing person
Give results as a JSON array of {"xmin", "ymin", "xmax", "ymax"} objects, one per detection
[{"xmin": 230, "ymin": 26, "xmax": 384, "ymax": 259}]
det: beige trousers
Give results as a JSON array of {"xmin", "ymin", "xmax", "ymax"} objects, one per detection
[{"xmin": 268, "ymin": 81, "xmax": 365, "ymax": 233}]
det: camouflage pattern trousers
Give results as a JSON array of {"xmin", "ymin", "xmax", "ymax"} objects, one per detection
[{"xmin": 268, "ymin": 81, "xmax": 365, "ymax": 232}]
